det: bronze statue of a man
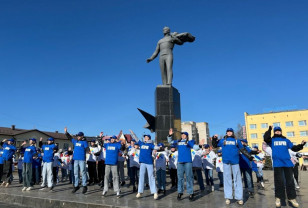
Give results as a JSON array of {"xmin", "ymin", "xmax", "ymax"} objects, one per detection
[{"xmin": 147, "ymin": 27, "xmax": 195, "ymax": 85}]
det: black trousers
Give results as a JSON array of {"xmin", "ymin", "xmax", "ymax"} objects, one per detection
[
  {"xmin": 1, "ymin": 160, "xmax": 12, "ymax": 183},
  {"xmin": 274, "ymin": 167, "xmax": 296, "ymax": 200},
  {"xmin": 293, "ymin": 163, "xmax": 299, "ymax": 184},
  {"xmin": 130, "ymin": 166, "xmax": 139, "ymax": 186},
  {"xmin": 87, "ymin": 161, "xmax": 98, "ymax": 183},
  {"xmin": 170, "ymin": 168, "xmax": 178, "ymax": 187},
  {"xmin": 0, "ymin": 164, "xmax": 3, "ymax": 182},
  {"xmin": 97, "ymin": 160, "xmax": 105, "ymax": 183}
]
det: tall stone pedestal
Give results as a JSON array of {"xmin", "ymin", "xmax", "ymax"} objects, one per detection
[{"xmin": 155, "ymin": 85, "xmax": 181, "ymax": 143}]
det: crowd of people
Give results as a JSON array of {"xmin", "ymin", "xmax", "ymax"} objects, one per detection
[{"xmin": 0, "ymin": 126, "xmax": 305, "ymax": 207}]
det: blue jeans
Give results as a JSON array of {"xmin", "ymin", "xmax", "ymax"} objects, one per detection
[
  {"xmin": 204, "ymin": 168, "xmax": 214, "ymax": 186},
  {"xmin": 177, "ymin": 162, "xmax": 193, "ymax": 194},
  {"xmin": 223, "ymin": 163, "xmax": 243, "ymax": 200},
  {"xmin": 156, "ymin": 168, "xmax": 166, "ymax": 190},
  {"xmin": 138, "ymin": 163, "xmax": 157, "ymax": 194},
  {"xmin": 241, "ymin": 168, "xmax": 253, "ymax": 192},
  {"xmin": 218, "ymin": 172, "xmax": 223, "ymax": 185},
  {"xmin": 195, "ymin": 169, "xmax": 205, "ymax": 190},
  {"xmin": 74, "ymin": 160, "xmax": 87, "ymax": 187},
  {"xmin": 18, "ymin": 169, "xmax": 23, "ymax": 183}
]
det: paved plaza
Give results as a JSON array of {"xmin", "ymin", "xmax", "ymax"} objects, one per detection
[{"xmin": 0, "ymin": 170, "xmax": 307, "ymax": 208}]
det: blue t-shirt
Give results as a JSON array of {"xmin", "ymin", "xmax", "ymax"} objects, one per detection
[
  {"xmin": 269, "ymin": 137, "xmax": 294, "ymax": 167},
  {"xmin": 138, "ymin": 141, "xmax": 155, "ymax": 164},
  {"xmin": 42, "ymin": 144, "xmax": 58, "ymax": 162},
  {"xmin": 104, "ymin": 142, "xmax": 122, "ymax": 165},
  {"xmin": 239, "ymin": 146, "xmax": 252, "ymax": 170},
  {"xmin": 72, "ymin": 139, "xmax": 88, "ymax": 161},
  {"xmin": 169, "ymin": 138, "xmax": 195, "ymax": 163},
  {"xmin": 217, "ymin": 137, "xmax": 244, "ymax": 165},
  {"xmin": 2, "ymin": 143, "xmax": 17, "ymax": 161},
  {"xmin": 33, "ymin": 154, "xmax": 42, "ymax": 168},
  {"xmin": 23, "ymin": 145, "xmax": 37, "ymax": 163},
  {"xmin": 0, "ymin": 148, "xmax": 3, "ymax": 164}
]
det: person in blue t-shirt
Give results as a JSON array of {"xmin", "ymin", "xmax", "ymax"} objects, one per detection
[
  {"xmin": 0, "ymin": 138, "xmax": 17, "ymax": 187},
  {"xmin": 264, "ymin": 126, "xmax": 306, "ymax": 208},
  {"xmin": 102, "ymin": 135, "xmax": 124, "ymax": 198},
  {"xmin": 212, "ymin": 128, "xmax": 253, "ymax": 206},
  {"xmin": 167, "ymin": 128, "xmax": 195, "ymax": 201},
  {"xmin": 32, "ymin": 152, "xmax": 42, "ymax": 185},
  {"xmin": 0, "ymin": 147, "xmax": 4, "ymax": 183},
  {"xmin": 39, "ymin": 137, "xmax": 59, "ymax": 191},
  {"xmin": 20, "ymin": 138, "xmax": 38, "ymax": 191},
  {"xmin": 65, "ymin": 127, "xmax": 89, "ymax": 194},
  {"xmin": 136, "ymin": 134, "xmax": 160, "ymax": 200}
]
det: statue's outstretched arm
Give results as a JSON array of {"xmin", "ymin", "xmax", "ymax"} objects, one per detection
[{"xmin": 147, "ymin": 43, "xmax": 160, "ymax": 63}]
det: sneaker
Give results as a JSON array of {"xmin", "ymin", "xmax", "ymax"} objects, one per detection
[
  {"xmin": 295, "ymin": 185, "xmax": 300, "ymax": 189},
  {"xmin": 133, "ymin": 186, "xmax": 137, "ymax": 192},
  {"xmin": 39, "ymin": 186, "xmax": 46, "ymax": 191},
  {"xmin": 26, "ymin": 187, "xmax": 32, "ymax": 191},
  {"xmin": 249, "ymin": 192, "xmax": 254, "ymax": 198},
  {"xmin": 72, "ymin": 186, "xmax": 80, "ymax": 193},
  {"xmin": 225, "ymin": 199, "xmax": 230, "ymax": 205},
  {"xmin": 237, "ymin": 200, "xmax": 243, "ymax": 205},
  {"xmin": 219, "ymin": 184, "xmax": 223, "ymax": 188},
  {"xmin": 82, "ymin": 186, "xmax": 87, "ymax": 194},
  {"xmin": 288, "ymin": 199, "xmax": 299, "ymax": 208},
  {"xmin": 120, "ymin": 181, "xmax": 125, "ymax": 186},
  {"xmin": 48, "ymin": 187, "xmax": 54, "ymax": 192},
  {"xmin": 157, "ymin": 189, "xmax": 162, "ymax": 194},
  {"xmin": 22, "ymin": 187, "xmax": 27, "ymax": 191},
  {"xmin": 211, "ymin": 186, "xmax": 214, "ymax": 192},
  {"xmin": 1, "ymin": 182, "xmax": 5, "ymax": 186},
  {"xmin": 5, "ymin": 183, "xmax": 9, "ymax": 188},
  {"xmin": 136, "ymin": 193, "xmax": 142, "ymax": 198},
  {"xmin": 260, "ymin": 182, "xmax": 265, "ymax": 188},
  {"xmin": 117, "ymin": 191, "xmax": 121, "ymax": 198},
  {"xmin": 275, "ymin": 198, "xmax": 281, "ymax": 207},
  {"xmin": 163, "ymin": 189, "xmax": 166, "ymax": 195},
  {"xmin": 177, "ymin": 193, "xmax": 183, "ymax": 200},
  {"xmin": 154, "ymin": 193, "xmax": 158, "ymax": 200},
  {"xmin": 189, "ymin": 194, "xmax": 194, "ymax": 201},
  {"xmin": 102, "ymin": 191, "xmax": 107, "ymax": 196}
]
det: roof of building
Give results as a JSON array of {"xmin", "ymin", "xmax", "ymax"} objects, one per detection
[{"xmin": 245, "ymin": 109, "xmax": 308, "ymax": 116}]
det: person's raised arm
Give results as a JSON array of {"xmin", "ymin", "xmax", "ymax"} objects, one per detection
[
  {"xmin": 212, "ymin": 136, "xmax": 219, "ymax": 148},
  {"xmin": 167, "ymin": 128, "xmax": 174, "ymax": 144},
  {"xmin": 64, "ymin": 127, "xmax": 73, "ymax": 142},
  {"xmin": 291, "ymin": 140, "xmax": 306, "ymax": 152},
  {"xmin": 146, "ymin": 43, "xmax": 160, "ymax": 63},
  {"xmin": 263, "ymin": 126, "xmax": 272, "ymax": 144},
  {"xmin": 39, "ymin": 137, "xmax": 43, "ymax": 148},
  {"xmin": 172, "ymin": 37, "xmax": 183, "ymax": 45}
]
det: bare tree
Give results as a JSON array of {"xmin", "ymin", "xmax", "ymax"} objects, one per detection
[{"xmin": 235, "ymin": 123, "xmax": 244, "ymax": 139}]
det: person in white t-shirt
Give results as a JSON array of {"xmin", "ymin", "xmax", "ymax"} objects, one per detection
[
  {"xmin": 202, "ymin": 144, "xmax": 216, "ymax": 191},
  {"xmin": 154, "ymin": 143, "xmax": 168, "ymax": 195},
  {"xmin": 128, "ymin": 139, "xmax": 140, "ymax": 192},
  {"xmin": 215, "ymin": 149, "xmax": 224, "ymax": 188},
  {"xmin": 168, "ymin": 144, "xmax": 178, "ymax": 189},
  {"xmin": 192, "ymin": 145, "xmax": 205, "ymax": 191}
]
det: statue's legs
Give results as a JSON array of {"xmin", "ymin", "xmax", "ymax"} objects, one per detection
[
  {"xmin": 165, "ymin": 54, "xmax": 173, "ymax": 85},
  {"xmin": 159, "ymin": 55, "xmax": 168, "ymax": 85}
]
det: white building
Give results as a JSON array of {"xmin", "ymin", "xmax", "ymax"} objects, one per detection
[{"xmin": 181, "ymin": 121, "xmax": 210, "ymax": 144}]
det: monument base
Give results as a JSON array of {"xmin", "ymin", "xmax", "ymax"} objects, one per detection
[{"xmin": 155, "ymin": 85, "xmax": 181, "ymax": 144}]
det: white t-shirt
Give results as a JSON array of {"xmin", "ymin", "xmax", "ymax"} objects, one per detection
[
  {"xmin": 192, "ymin": 149, "xmax": 203, "ymax": 168},
  {"xmin": 87, "ymin": 146, "xmax": 100, "ymax": 162},
  {"xmin": 155, "ymin": 151, "xmax": 168, "ymax": 171},
  {"xmin": 168, "ymin": 151, "xmax": 178, "ymax": 169},
  {"xmin": 202, "ymin": 150, "xmax": 216, "ymax": 169},
  {"xmin": 215, "ymin": 155, "xmax": 223, "ymax": 172},
  {"xmin": 128, "ymin": 148, "xmax": 140, "ymax": 168}
]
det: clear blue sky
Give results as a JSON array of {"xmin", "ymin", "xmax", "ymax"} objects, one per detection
[{"xmin": 1, "ymin": 0, "xmax": 307, "ymax": 138}]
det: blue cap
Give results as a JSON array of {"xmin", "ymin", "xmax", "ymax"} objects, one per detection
[
  {"xmin": 203, "ymin": 144, "xmax": 210, "ymax": 148},
  {"xmin": 91, "ymin": 139, "xmax": 96, "ymax": 143},
  {"xmin": 29, "ymin": 138, "xmax": 37, "ymax": 143},
  {"xmin": 274, "ymin": 126, "xmax": 282, "ymax": 132},
  {"xmin": 8, "ymin": 138, "xmax": 15, "ymax": 142},
  {"xmin": 144, "ymin": 135, "xmax": 151, "ymax": 139},
  {"xmin": 158, "ymin": 143, "xmax": 164, "ymax": 147},
  {"xmin": 181, "ymin": 132, "xmax": 189, "ymax": 137},
  {"xmin": 170, "ymin": 144, "xmax": 176, "ymax": 148},
  {"xmin": 253, "ymin": 145, "xmax": 259, "ymax": 149},
  {"xmin": 105, "ymin": 137, "xmax": 111, "ymax": 141},
  {"xmin": 77, "ymin": 132, "xmax": 84, "ymax": 137},
  {"xmin": 110, "ymin": 135, "xmax": 117, "ymax": 139},
  {"xmin": 226, "ymin": 128, "xmax": 234, "ymax": 132},
  {"xmin": 241, "ymin": 139, "xmax": 248, "ymax": 143},
  {"xmin": 47, "ymin": 137, "xmax": 54, "ymax": 141},
  {"xmin": 217, "ymin": 149, "xmax": 222, "ymax": 153},
  {"xmin": 131, "ymin": 139, "xmax": 136, "ymax": 143}
]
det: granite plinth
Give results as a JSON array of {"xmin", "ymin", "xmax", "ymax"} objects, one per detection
[{"xmin": 155, "ymin": 85, "xmax": 181, "ymax": 143}]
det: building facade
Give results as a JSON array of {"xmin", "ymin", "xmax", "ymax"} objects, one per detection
[
  {"xmin": 244, "ymin": 109, "xmax": 308, "ymax": 152},
  {"xmin": 181, "ymin": 121, "xmax": 210, "ymax": 144}
]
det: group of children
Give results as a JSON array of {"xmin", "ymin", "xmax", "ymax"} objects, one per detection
[{"xmin": 0, "ymin": 126, "xmax": 305, "ymax": 207}]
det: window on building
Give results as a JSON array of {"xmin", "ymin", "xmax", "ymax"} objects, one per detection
[
  {"xmin": 300, "ymin": 131, "xmax": 308, "ymax": 137},
  {"xmin": 261, "ymin": 123, "xmax": 268, "ymax": 129},
  {"xmin": 251, "ymin": 133, "xmax": 258, "ymax": 139},
  {"xmin": 287, "ymin": 132, "xmax": 295, "ymax": 137},
  {"xmin": 298, "ymin": 120, "xmax": 307, "ymax": 126},
  {"xmin": 63, "ymin": 143, "xmax": 69, "ymax": 150},
  {"xmin": 285, "ymin": 121, "xmax": 293, "ymax": 127},
  {"xmin": 250, "ymin": 124, "xmax": 257, "ymax": 129},
  {"xmin": 273, "ymin": 122, "xmax": 280, "ymax": 127}
]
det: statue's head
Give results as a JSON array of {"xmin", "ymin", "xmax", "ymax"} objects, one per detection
[{"xmin": 163, "ymin": 26, "xmax": 170, "ymax": 35}]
